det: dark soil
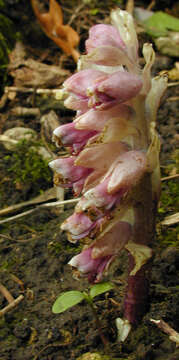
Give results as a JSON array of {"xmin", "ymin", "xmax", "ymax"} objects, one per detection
[{"xmin": 0, "ymin": 1, "xmax": 179, "ymax": 359}]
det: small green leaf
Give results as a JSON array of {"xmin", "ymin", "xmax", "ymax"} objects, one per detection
[
  {"xmin": 90, "ymin": 8, "xmax": 99, "ymax": 15},
  {"xmin": 90, "ymin": 282, "xmax": 114, "ymax": 299},
  {"xmin": 143, "ymin": 11, "xmax": 179, "ymax": 37},
  {"xmin": 52, "ymin": 291, "xmax": 85, "ymax": 314}
]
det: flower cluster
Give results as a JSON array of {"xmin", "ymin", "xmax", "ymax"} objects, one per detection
[{"xmin": 50, "ymin": 9, "xmax": 167, "ymax": 286}]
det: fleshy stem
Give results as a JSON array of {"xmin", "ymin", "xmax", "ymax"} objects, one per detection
[{"xmin": 124, "ymin": 173, "xmax": 157, "ymax": 324}]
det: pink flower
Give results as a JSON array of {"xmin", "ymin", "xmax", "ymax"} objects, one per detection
[
  {"xmin": 68, "ymin": 247, "xmax": 112, "ymax": 283},
  {"xmin": 103, "ymin": 150, "xmax": 147, "ymax": 194},
  {"xmin": 74, "ymin": 104, "xmax": 131, "ymax": 132},
  {"xmin": 49, "ymin": 157, "xmax": 92, "ymax": 194},
  {"xmin": 61, "ymin": 212, "xmax": 106, "ymax": 242},
  {"xmin": 53, "ymin": 122, "xmax": 97, "ymax": 153},
  {"xmin": 76, "ymin": 177, "xmax": 125, "ymax": 212},
  {"xmin": 64, "ymin": 69, "xmax": 142, "ymax": 111},
  {"xmin": 85, "ymin": 24, "xmax": 126, "ymax": 53},
  {"xmin": 75, "ymin": 141, "xmax": 129, "ymax": 191},
  {"xmin": 83, "ymin": 24, "xmax": 137, "ymax": 69},
  {"xmin": 68, "ymin": 220, "xmax": 132, "ymax": 282}
]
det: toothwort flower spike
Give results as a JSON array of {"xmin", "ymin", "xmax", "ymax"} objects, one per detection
[{"xmin": 50, "ymin": 9, "xmax": 167, "ymax": 328}]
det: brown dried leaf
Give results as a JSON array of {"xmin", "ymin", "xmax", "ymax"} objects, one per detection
[
  {"xmin": 31, "ymin": 0, "xmax": 80, "ymax": 62},
  {"xmin": 9, "ymin": 58, "xmax": 69, "ymax": 88}
]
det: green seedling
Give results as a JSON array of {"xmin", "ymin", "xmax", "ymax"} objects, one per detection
[{"xmin": 52, "ymin": 282, "xmax": 114, "ymax": 345}]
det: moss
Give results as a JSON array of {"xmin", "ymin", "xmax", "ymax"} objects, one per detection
[
  {"xmin": 4, "ymin": 139, "xmax": 52, "ymax": 195},
  {"xmin": 157, "ymin": 151, "xmax": 179, "ymax": 247}
]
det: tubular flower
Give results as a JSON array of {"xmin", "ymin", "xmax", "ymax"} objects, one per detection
[
  {"xmin": 63, "ymin": 69, "xmax": 142, "ymax": 111},
  {"xmin": 74, "ymin": 104, "xmax": 132, "ymax": 132},
  {"xmin": 49, "ymin": 157, "xmax": 92, "ymax": 195},
  {"xmin": 53, "ymin": 122, "xmax": 98, "ymax": 153},
  {"xmin": 50, "ymin": 9, "xmax": 167, "ymax": 326},
  {"xmin": 68, "ymin": 247, "xmax": 112, "ymax": 283},
  {"xmin": 83, "ymin": 24, "xmax": 138, "ymax": 71},
  {"xmin": 61, "ymin": 212, "xmax": 106, "ymax": 242},
  {"xmin": 85, "ymin": 24, "xmax": 126, "ymax": 54},
  {"xmin": 76, "ymin": 177, "xmax": 126, "ymax": 212},
  {"xmin": 68, "ymin": 219, "xmax": 132, "ymax": 283}
]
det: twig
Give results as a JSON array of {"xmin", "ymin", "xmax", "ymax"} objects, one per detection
[
  {"xmin": 67, "ymin": 3, "xmax": 85, "ymax": 26},
  {"xmin": 161, "ymin": 174, "xmax": 179, "ymax": 181},
  {"xmin": 147, "ymin": 0, "xmax": 156, "ymax": 11},
  {"xmin": 33, "ymin": 340, "xmax": 73, "ymax": 360},
  {"xmin": 0, "ymin": 198, "xmax": 80, "ymax": 224},
  {"xmin": 167, "ymin": 96, "xmax": 179, "ymax": 102},
  {"xmin": 0, "ymin": 187, "xmax": 56, "ymax": 216},
  {"xmin": 161, "ymin": 212, "xmax": 179, "ymax": 226},
  {"xmin": 0, "ymin": 295, "xmax": 24, "ymax": 317},
  {"xmin": 168, "ymin": 82, "xmax": 179, "ymax": 87},
  {"xmin": 10, "ymin": 274, "xmax": 24, "ymax": 292},
  {"xmin": 0, "ymin": 208, "xmax": 37, "ymax": 224},
  {"xmin": 41, "ymin": 198, "xmax": 80, "ymax": 207},
  {"xmin": 0, "ymin": 283, "xmax": 14, "ymax": 303},
  {"xmin": 11, "ymin": 106, "xmax": 40, "ymax": 117},
  {"xmin": 0, "ymin": 233, "xmax": 13, "ymax": 240},
  {"xmin": 0, "ymin": 93, "xmax": 8, "ymax": 109},
  {"xmin": 150, "ymin": 318, "xmax": 179, "ymax": 346},
  {"xmin": 5, "ymin": 86, "xmax": 62, "ymax": 95}
]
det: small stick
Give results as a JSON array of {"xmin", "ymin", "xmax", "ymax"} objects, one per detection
[
  {"xmin": 147, "ymin": 0, "xmax": 155, "ymax": 10},
  {"xmin": 168, "ymin": 82, "xmax": 179, "ymax": 87},
  {"xmin": 5, "ymin": 87, "xmax": 62, "ymax": 95},
  {"xmin": 167, "ymin": 96, "xmax": 179, "ymax": 102},
  {"xmin": 0, "ymin": 93, "xmax": 8, "ymax": 109},
  {"xmin": 10, "ymin": 274, "xmax": 24, "ymax": 292},
  {"xmin": 11, "ymin": 106, "xmax": 40, "ymax": 117},
  {"xmin": 0, "ymin": 198, "xmax": 80, "ymax": 224},
  {"xmin": 67, "ymin": 3, "xmax": 85, "ymax": 26},
  {"xmin": 161, "ymin": 212, "xmax": 179, "ymax": 226},
  {"xmin": 161, "ymin": 174, "xmax": 179, "ymax": 181},
  {"xmin": 0, "ymin": 283, "xmax": 14, "ymax": 303},
  {"xmin": 0, "ymin": 295, "xmax": 24, "ymax": 317},
  {"xmin": 150, "ymin": 318, "xmax": 179, "ymax": 346}
]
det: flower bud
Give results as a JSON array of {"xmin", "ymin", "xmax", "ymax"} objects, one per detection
[
  {"xmin": 85, "ymin": 24, "xmax": 126, "ymax": 53},
  {"xmin": 64, "ymin": 69, "xmax": 142, "ymax": 111},
  {"xmin": 53, "ymin": 122, "xmax": 97, "ymax": 153},
  {"xmin": 68, "ymin": 247, "xmax": 112, "ymax": 283},
  {"xmin": 49, "ymin": 157, "xmax": 91, "ymax": 190}
]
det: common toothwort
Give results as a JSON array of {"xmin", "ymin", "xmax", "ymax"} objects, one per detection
[{"xmin": 49, "ymin": 9, "xmax": 167, "ymax": 336}]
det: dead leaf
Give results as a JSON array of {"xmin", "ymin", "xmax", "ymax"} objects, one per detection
[
  {"xmin": 31, "ymin": 0, "xmax": 80, "ymax": 62},
  {"xmin": 9, "ymin": 56, "xmax": 69, "ymax": 88}
]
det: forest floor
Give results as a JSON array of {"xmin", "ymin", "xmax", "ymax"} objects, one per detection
[{"xmin": 0, "ymin": 1, "xmax": 179, "ymax": 359}]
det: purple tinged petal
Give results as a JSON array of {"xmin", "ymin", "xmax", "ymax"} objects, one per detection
[
  {"xmin": 53, "ymin": 122, "xmax": 97, "ymax": 153},
  {"xmin": 63, "ymin": 69, "xmax": 105, "ymax": 96},
  {"xmin": 96, "ymin": 71, "xmax": 142, "ymax": 104},
  {"xmin": 49, "ymin": 157, "xmax": 91, "ymax": 186},
  {"xmin": 106, "ymin": 150, "xmax": 147, "ymax": 194},
  {"xmin": 64, "ymin": 69, "xmax": 142, "ymax": 111},
  {"xmin": 92, "ymin": 221, "xmax": 132, "ymax": 259},
  {"xmin": 61, "ymin": 213, "xmax": 94, "ymax": 240},
  {"xmin": 76, "ymin": 177, "xmax": 125, "ymax": 212},
  {"xmin": 85, "ymin": 24, "xmax": 126, "ymax": 53},
  {"xmin": 64, "ymin": 94, "xmax": 89, "ymax": 112},
  {"xmin": 83, "ymin": 46, "xmax": 135, "ymax": 70},
  {"xmin": 68, "ymin": 247, "xmax": 112, "ymax": 283},
  {"xmin": 68, "ymin": 219, "xmax": 133, "ymax": 282}
]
